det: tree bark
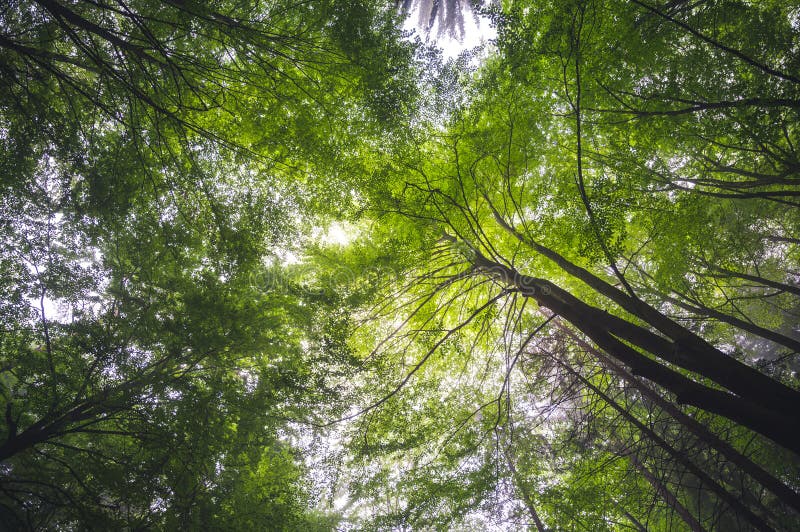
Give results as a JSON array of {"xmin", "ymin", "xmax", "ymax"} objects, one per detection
[
  {"xmin": 559, "ymin": 359, "xmax": 774, "ymax": 531},
  {"xmin": 462, "ymin": 246, "xmax": 800, "ymax": 454},
  {"xmin": 559, "ymin": 323, "xmax": 800, "ymax": 514},
  {"xmin": 485, "ymin": 211, "xmax": 800, "ymax": 417}
]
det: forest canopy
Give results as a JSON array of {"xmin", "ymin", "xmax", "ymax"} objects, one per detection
[{"xmin": 1, "ymin": 0, "xmax": 799, "ymax": 530}]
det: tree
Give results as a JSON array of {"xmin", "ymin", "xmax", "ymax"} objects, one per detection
[
  {"xmin": 0, "ymin": 0, "xmax": 416, "ymax": 527},
  {"xmin": 329, "ymin": 0, "xmax": 800, "ymax": 528}
]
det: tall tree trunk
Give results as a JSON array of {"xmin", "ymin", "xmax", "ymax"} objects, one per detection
[
  {"xmin": 461, "ymin": 245, "xmax": 800, "ymax": 454},
  {"xmin": 483, "ymin": 212, "xmax": 800, "ymax": 416},
  {"xmin": 558, "ymin": 323, "xmax": 800, "ymax": 514},
  {"xmin": 557, "ymin": 357, "xmax": 775, "ymax": 531}
]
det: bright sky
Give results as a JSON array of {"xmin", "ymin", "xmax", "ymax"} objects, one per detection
[{"xmin": 401, "ymin": 4, "xmax": 497, "ymax": 60}]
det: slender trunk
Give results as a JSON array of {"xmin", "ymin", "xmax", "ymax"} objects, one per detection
[
  {"xmin": 710, "ymin": 266, "xmax": 800, "ymax": 298},
  {"xmin": 628, "ymin": 453, "xmax": 705, "ymax": 532},
  {"xmin": 559, "ymin": 359, "xmax": 775, "ymax": 531},
  {"xmin": 594, "ymin": 97, "xmax": 800, "ymax": 117},
  {"xmin": 560, "ymin": 324, "xmax": 800, "ymax": 514},
  {"xmin": 764, "ymin": 235, "xmax": 800, "ymax": 245},
  {"xmin": 484, "ymin": 211, "xmax": 800, "ymax": 416},
  {"xmin": 619, "ymin": 506, "xmax": 647, "ymax": 532},
  {"xmin": 502, "ymin": 444, "xmax": 546, "ymax": 532},
  {"xmin": 629, "ymin": 0, "xmax": 800, "ymax": 85},
  {"xmin": 632, "ymin": 270, "xmax": 800, "ymax": 354},
  {"xmin": 572, "ymin": 5, "xmax": 637, "ymax": 300}
]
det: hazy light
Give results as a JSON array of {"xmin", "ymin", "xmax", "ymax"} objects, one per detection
[{"xmin": 402, "ymin": 5, "xmax": 496, "ymax": 60}]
